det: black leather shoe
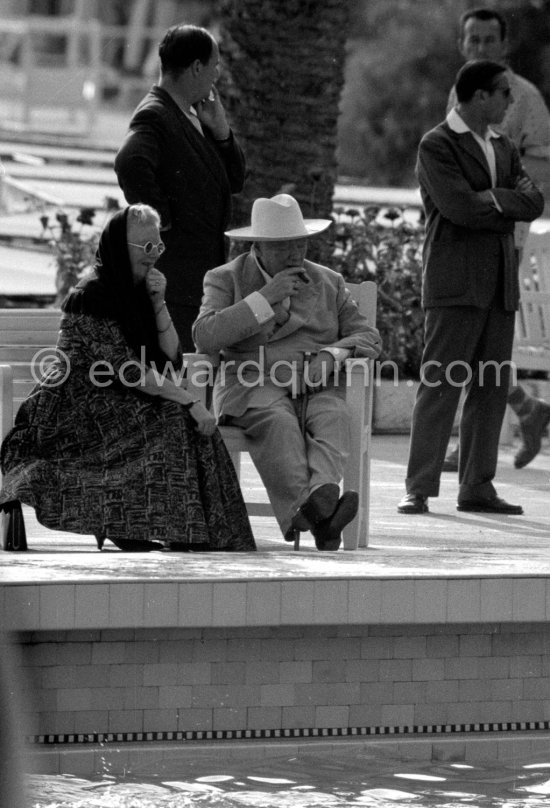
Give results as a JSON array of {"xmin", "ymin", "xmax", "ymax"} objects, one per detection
[
  {"xmin": 311, "ymin": 491, "xmax": 358, "ymax": 551},
  {"xmin": 457, "ymin": 496, "xmax": 523, "ymax": 515},
  {"xmin": 285, "ymin": 483, "xmax": 340, "ymax": 541},
  {"xmin": 514, "ymin": 400, "xmax": 550, "ymax": 469},
  {"xmin": 397, "ymin": 493, "xmax": 429, "ymax": 514},
  {"xmin": 442, "ymin": 445, "xmax": 459, "ymax": 472}
]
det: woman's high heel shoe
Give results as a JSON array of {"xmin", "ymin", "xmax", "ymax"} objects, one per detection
[{"xmin": 1, "ymin": 501, "xmax": 28, "ymax": 551}]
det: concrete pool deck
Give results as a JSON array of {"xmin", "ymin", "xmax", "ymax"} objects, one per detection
[
  {"xmin": 2, "ymin": 433, "xmax": 550, "ymax": 775},
  {"xmin": 2, "ymin": 434, "xmax": 550, "ymax": 632}
]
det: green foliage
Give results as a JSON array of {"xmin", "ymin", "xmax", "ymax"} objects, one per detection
[
  {"xmin": 332, "ymin": 206, "xmax": 425, "ymax": 379},
  {"xmin": 338, "ymin": 12, "xmax": 462, "ymax": 184},
  {"xmin": 40, "ymin": 200, "xmax": 119, "ymax": 307},
  {"xmin": 338, "ymin": 0, "xmax": 550, "ymax": 185}
]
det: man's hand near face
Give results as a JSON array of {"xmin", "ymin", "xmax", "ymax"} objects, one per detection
[
  {"xmin": 259, "ymin": 266, "xmax": 309, "ymax": 306},
  {"xmin": 196, "ymin": 86, "xmax": 230, "ymax": 139}
]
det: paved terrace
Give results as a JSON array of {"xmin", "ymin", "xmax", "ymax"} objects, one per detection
[
  {"xmin": 1, "ymin": 434, "xmax": 549, "ymax": 632},
  {"xmin": 2, "ymin": 433, "xmax": 550, "ymax": 774}
]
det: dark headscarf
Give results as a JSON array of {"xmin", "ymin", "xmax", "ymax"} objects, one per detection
[{"xmin": 62, "ymin": 207, "xmax": 169, "ymax": 367}]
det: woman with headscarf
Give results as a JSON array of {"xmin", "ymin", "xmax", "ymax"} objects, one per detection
[{"xmin": 0, "ymin": 204, "xmax": 255, "ymax": 552}]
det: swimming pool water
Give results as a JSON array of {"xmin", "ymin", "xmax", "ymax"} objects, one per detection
[{"xmin": 26, "ymin": 749, "xmax": 550, "ymax": 807}]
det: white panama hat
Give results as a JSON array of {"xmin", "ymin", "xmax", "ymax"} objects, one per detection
[{"xmin": 225, "ymin": 193, "xmax": 332, "ymax": 241}]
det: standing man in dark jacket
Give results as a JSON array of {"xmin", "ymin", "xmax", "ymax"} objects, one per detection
[
  {"xmin": 397, "ymin": 60, "xmax": 544, "ymax": 517},
  {"xmin": 115, "ymin": 24, "xmax": 246, "ymax": 350},
  {"xmin": 442, "ymin": 7, "xmax": 550, "ymax": 471}
]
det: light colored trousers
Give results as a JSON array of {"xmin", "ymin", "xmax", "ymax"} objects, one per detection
[{"xmin": 228, "ymin": 390, "xmax": 351, "ymax": 536}]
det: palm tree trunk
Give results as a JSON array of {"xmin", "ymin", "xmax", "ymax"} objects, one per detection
[{"xmin": 218, "ymin": 0, "xmax": 350, "ymax": 262}]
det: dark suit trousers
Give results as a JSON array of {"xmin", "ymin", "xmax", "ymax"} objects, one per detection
[{"xmin": 405, "ymin": 303, "xmax": 515, "ymax": 499}]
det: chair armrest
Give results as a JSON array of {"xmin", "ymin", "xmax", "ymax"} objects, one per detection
[
  {"xmin": 342, "ymin": 356, "xmax": 373, "ymax": 428},
  {"xmin": 0, "ymin": 364, "xmax": 14, "ymax": 442},
  {"xmin": 343, "ymin": 356, "xmax": 372, "ymax": 384},
  {"xmin": 183, "ymin": 353, "xmax": 219, "ymax": 407},
  {"xmin": 344, "ymin": 356, "xmax": 370, "ymax": 369}
]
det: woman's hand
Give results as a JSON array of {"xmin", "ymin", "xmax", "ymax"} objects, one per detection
[
  {"xmin": 146, "ymin": 268, "xmax": 167, "ymax": 310},
  {"xmin": 188, "ymin": 402, "xmax": 217, "ymax": 436}
]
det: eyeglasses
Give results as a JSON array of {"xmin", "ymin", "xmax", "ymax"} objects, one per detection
[{"xmin": 127, "ymin": 240, "xmax": 166, "ymax": 255}]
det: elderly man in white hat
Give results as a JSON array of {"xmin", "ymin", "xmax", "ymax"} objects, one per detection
[{"xmin": 193, "ymin": 193, "xmax": 381, "ymax": 550}]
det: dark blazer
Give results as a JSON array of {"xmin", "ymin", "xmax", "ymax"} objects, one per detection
[
  {"xmin": 417, "ymin": 121, "xmax": 544, "ymax": 311},
  {"xmin": 114, "ymin": 86, "xmax": 246, "ymax": 346}
]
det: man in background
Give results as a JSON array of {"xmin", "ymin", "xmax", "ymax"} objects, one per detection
[
  {"xmin": 115, "ymin": 24, "xmax": 245, "ymax": 351},
  {"xmin": 444, "ymin": 7, "xmax": 550, "ymax": 471}
]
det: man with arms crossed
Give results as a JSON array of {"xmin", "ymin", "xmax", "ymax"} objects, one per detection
[
  {"xmin": 398, "ymin": 60, "xmax": 544, "ymax": 516},
  {"xmin": 444, "ymin": 7, "xmax": 550, "ymax": 470}
]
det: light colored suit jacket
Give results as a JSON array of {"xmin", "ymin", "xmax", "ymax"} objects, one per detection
[{"xmin": 192, "ymin": 253, "xmax": 379, "ymax": 417}]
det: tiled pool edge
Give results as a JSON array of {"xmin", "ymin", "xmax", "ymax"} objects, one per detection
[
  {"xmin": 24, "ymin": 731, "xmax": 550, "ymax": 776},
  {"xmin": 8, "ymin": 622, "xmax": 550, "ymax": 749},
  {"xmin": 3, "ymin": 574, "xmax": 550, "ymax": 630},
  {"xmin": 5, "ymin": 574, "xmax": 550, "ymax": 778}
]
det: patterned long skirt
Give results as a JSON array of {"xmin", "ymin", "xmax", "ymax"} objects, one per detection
[{"xmin": 0, "ymin": 374, "xmax": 255, "ymax": 551}]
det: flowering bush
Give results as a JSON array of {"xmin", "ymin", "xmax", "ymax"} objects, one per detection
[
  {"xmin": 331, "ymin": 205, "xmax": 425, "ymax": 379},
  {"xmin": 40, "ymin": 198, "xmax": 120, "ymax": 307}
]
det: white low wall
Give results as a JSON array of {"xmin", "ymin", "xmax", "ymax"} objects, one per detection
[{"xmin": 373, "ymin": 378, "xmax": 550, "ymax": 434}]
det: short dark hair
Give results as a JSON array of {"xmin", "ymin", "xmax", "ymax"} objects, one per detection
[
  {"xmin": 460, "ymin": 8, "xmax": 507, "ymax": 41},
  {"xmin": 159, "ymin": 24, "xmax": 215, "ymax": 77},
  {"xmin": 455, "ymin": 59, "xmax": 507, "ymax": 103}
]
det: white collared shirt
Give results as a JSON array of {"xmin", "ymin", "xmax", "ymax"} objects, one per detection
[
  {"xmin": 447, "ymin": 107, "xmax": 504, "ymax": 217},
  {"xmin": 184, "ymin": 106, "xmax": 204, "ymax": 135},
  {"xmin": 447, "ymin": 70, "xmax": 548, "ymax": 249},
  {"xmin": 447, "ymin": 69, "xmax": 550, "ymax": 159},
  {"xmin": 447, "ymin": 107, "xmax": 500, "ymax": 186}
]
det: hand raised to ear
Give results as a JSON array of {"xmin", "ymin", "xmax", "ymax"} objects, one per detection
[{"xmin": 196, "ymin": 86, "xmax": 230, "ymax": 140}]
